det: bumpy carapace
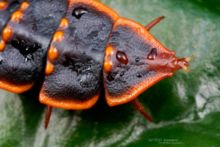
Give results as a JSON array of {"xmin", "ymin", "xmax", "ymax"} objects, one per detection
[{"xmin": 0, "ymin": 0, "xmax": 190, "ymax": 128}]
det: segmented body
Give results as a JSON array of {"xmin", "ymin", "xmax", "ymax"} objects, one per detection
[{"xmin": 0, "ymin": 0, "xmax": 189, "ymax": 113}]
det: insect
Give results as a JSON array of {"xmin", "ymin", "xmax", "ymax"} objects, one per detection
[{"xmin": 0, "ymin": 0, "xmax": 190, "ymax": 128}]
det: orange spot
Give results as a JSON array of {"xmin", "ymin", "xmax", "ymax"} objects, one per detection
[
  {"xmin": 104, "ymin": 46, "xmax": 114, "ymax": 73},
  {"xmin": 45, "ymin": 61, "xmax": 54, "ymax": 75},
  {"xmin": 53, "ymin": 31, "xmax": 64, "ymax": 42},
  {"xmin": 59, "ymin": 18, "xmax": 69, "ymax": 29},
  {"xmin": 104, "ymin": 61, "xmax": 112, "ymax": 73},
  {"xmin": 0, "ymin": 40, "xmax": 5, "ymax": 51},
  {"xmin": 2, "ymin": 26, "xmax": 13, "ymax": 41},
  {"xmin": 48, "ymin": 46, "xmax": 59, "ymax": 61},
  {"xmin": 20, "ymin": 1, "xmax": 29, "ymax": 11},
  {"xmin": 11, "ymin": 10, "xmax": 23, "ymax": 23},
  {"xmin": 0, "ymin": 80, "xmax": 34, "ymax": 94},
  {"xmin": 0, "ymin": 1, "xmax": 7, "ymax": 10},
  {"xmin": 105, "ymin": 46, "xmax": 114, "ymax": 56}
]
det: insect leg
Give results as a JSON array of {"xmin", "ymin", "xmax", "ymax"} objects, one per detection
[
  {"xmin": 145, "ymin": 16, "xmax": 165, "ymax": 31},
  {"xmin": 45, "ymin": 106, "xmax": 53, "ymax": 129},
  {"xmin": 131, "ymin": 100, "xmax": 153, "ymax": 122}
]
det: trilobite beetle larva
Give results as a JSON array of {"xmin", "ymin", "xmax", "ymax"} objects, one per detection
[{"xmin": 0, "ymin": 0, "xmax": 190, "ymax": 128}]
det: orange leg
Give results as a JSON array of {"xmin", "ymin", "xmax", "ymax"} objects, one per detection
[
  {"xmin": 131, "ymin": 100, "xmax": 153, "ymax": 122},
  {"xmin": 145, "ymin": 16, "xmax": 165, "ymax": 31},
  {"xmin": 45, "ymin": 106, "xmax": 53, "ymax": 129}
]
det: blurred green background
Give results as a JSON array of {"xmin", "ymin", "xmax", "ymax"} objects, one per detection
[{"xmin": 0, "ymin": 0, "xmax": 220, "ymax": 146}]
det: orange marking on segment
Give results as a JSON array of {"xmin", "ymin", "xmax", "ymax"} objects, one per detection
[
  {"xmin": 40, "ymin": 90, "xmax": 99, "ymax": 110},
  {"xmin": 59, "ymin": 18, "xmax": 69, "ymax": 29},
  {"xmin": 0, "ymin": 1, "xmax": 29, "ymax": 48},
  {"xmin": 0, "ymin": 80, "xmax": 34, "ymax": 94},
  {"xmin": 45, "ymin": 61, "xmax": 54, "ymax": 75},
  {"xmin": 53, "ymin": 31, "xmax": 64, "ymax": 42},
  {"xmin": 0, "ymin": 1, "xmax": 8, "ymax": 10},
  {"xmin": 2, "ymin": 26, "xmax": 13, "ymax": 41},
  {"xmin": 105, "ymin": 46, "xmax": 114, "ymax": 56},
  {"xmin": 104, "ymin": 61, "xmax": 113, "ymax": 73},
  {"xmin": 11, "ymin": 1, "xmax": 29, "ymax": 22},
  {"xmin": 104, "ymin": 46, "xmax": 115, "ymax": 73},
  {"xmin": 11, "ymin": 10, "xmax": 24, "ymax": 23},
  {"xmin": 0, "ymin": 40, "xmax": 5, "ymax": 51},
  {"xmin": 48, "ymin": 46, "xmax": 59, "ymax": 61},
  {"xmin": 10, "ymin": 2, "xmax": 29, "ymax": 23},
  {"xmin": 20, "ymin": 1, "xmax": 29, "ymax": 11}
]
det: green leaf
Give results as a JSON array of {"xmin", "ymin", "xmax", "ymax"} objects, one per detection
[{"xmin": 0, "ymin": 0, "xmax": 220, "ymax": 146}]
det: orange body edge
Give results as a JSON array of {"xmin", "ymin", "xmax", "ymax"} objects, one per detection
[
  {"xmin": 0, "ymin": 80, "xmax": 34, "ymax": 94},
  {"xmin": 40, "ymin": 89, "xmax": 100, "ymax": 110}
]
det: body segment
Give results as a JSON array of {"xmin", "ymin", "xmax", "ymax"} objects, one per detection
[
  {"xmin": 0, "ymin": 0, "xmax": 67, "ymax": 93},
  {"xmin": 103, "ymin": 18, "xmax": 188, "ymax": 106},
  {"xmin": 40, "ymin": 0, "xmax": 119, "ymax": 110}
]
